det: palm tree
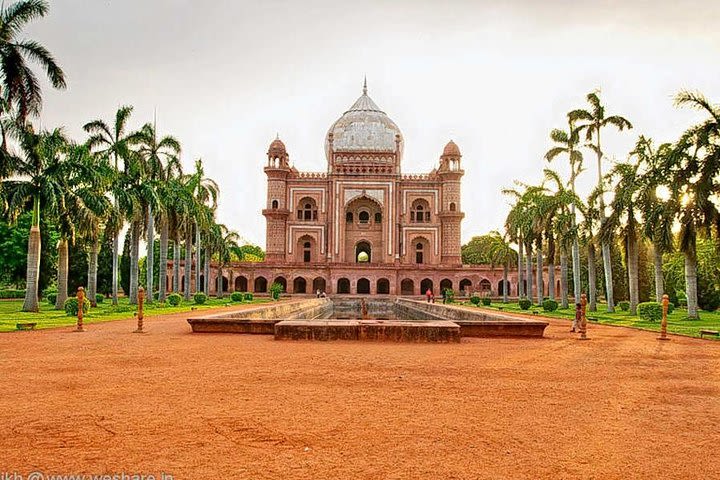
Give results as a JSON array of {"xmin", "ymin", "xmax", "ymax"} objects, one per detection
[
  {"xmin": 488, "ymin": 231, "xmax": 516, "ymax": 303},
  {"xmin": 0, "ymin": 0, "xmax": 66, "ymax": 120},
  {"xmin": 570, "ymin": 91, "xmax": 633, "ymax": 312},
  {"xmin": 670, "ymin": 90, "xmax": 720, "ymax": 318},
  {"xmin": 580, "ymin": 188, "xmax": 602, "ymax": 312},
  {"xmin": 545, "ymin": 121, "xmax": 584, "ymax": 303},
  {"xmin": 209, "ymin": 223, "xmax": 240, "ymax": 299},
  {"xmin": 187, "ymin": 159, "xmax": 218, "ymax": 296},
  {"xmin": 634, "ymin": 136, "xmax": 675, "ymax": 303},
  {"xmin": 2, "ymin": 126, "xmax": 69, "ymax": 311},
  {"xmin": 84, "ymin": 106, "xmax": 138, "ymax": 305},
  {"xmin": 602, "ymin": 161, "xmax": 642, "ymax": 315},
  {"xmin": 133, "ymin": 121, "xmax": 181, "ymax": 303}
]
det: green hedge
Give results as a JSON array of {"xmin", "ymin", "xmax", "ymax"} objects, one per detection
[
  {"xmin": 231, "ymin": 291, "xmax": 244, "ymax": 302},
  {"xmin": 46, "ymin": 293, "xmax": 58, "ymax": 305},
  {"xmin": 244, "ymin": 292, "xmax": 253, "ymax": 301},
  {"xmin": 0, "ymin": 289, "xmax": 25, "ymax": 299},
  {"xmin": 95, "ymin": 293, "xmax": 105, "ymax": 304},
  {"xmin": 618, "ymin": 301, "xmax": 630, "ymax": 312},
  {"xmin": 638, "ymin": 302, "xmax": 662, "ymax": 322},
  {"xmin": 469, "ymin": 295, "xmax": 480, "ymax": 306},
  {"xmin": 64, "ymin": 297, "xmax": 91, "ymax": 316},
  {"xmin": 481, "ymin": 297, "xmax": 491, "ymax": 306},
  {"xmin": 194, "ymin": 292, "xmax": 208, "ymax": 305}
]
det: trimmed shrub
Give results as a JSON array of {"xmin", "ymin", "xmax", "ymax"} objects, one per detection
[
  {"xmin": 269, "ymin": 282, "xmax": 283, "ymax": 300},
  {"xmin": 676, "ymin": 291, "xmax": 687, "ymax": 307},
  {"xmin": 64, "ymin": 296, "xmax": 90, "ymax": 316},
  {"xmin": 95, "ymin": 293, "xmax": 105, "ymax": 304},
  {"xmin": 244, "ymin": 292, "xmax": 254, "ymax": 301},
  {"xmin": 469, "ymin": 295, "xmax": 481, "ymax": 306},
  {"xmin": 542, "ymin": 299, "xmax": 558, "ymax": 312},
  {"xmin": 0, "ymin": 289, "xmax": 25, "ymax": 298},
  {"xmin": 518, "ymin": 297, "xmax": 532, "ymax": 310},
  {"xmin": 231, "ymin": 291, "xmax": 244, "ymax": 302},
  {"xmin": 46, "ymin": 293, "xmax": 58, "ymax": 305},
  {"xmin": 618, "ymin": 301, "xmax": 630, "ymax": 312},
  {"xmin": 444, "ymin": 288, "xmax": 455, "ymax": 303},
  {"xmin": 194, "ymin": 292, "xmax": 208, "ymax": 305},
  {"xmin": 167, "ymin": 293, "xmax": 182, "ymax": 306},
  {"xmin": 667, "ymin": 302, "xmax": 675, "ymax": 314},
  {"xmin": 481, "ymin": 297, "xmax": 491, "ymax": 306},
  {"xmin": 638, "ymin": 302, "xmax": 662, "ymax": 322}
]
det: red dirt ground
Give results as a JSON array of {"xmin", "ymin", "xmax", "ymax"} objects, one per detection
[{"xmin": 1, "ymin": 304, "xmax": 719, "ymax": 480}]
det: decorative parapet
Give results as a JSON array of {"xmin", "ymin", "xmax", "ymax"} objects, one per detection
[
  {"xmin": 295, "ymin": 172, "xmax": 328, "ymax": 179},
  {"xmin": 401, "ymin": 173, "xmax": 433, "ymax": 180}
]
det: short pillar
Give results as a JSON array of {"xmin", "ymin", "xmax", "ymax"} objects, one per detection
[
  {"xmin": 76, "ymin": 286, "xmax": 85, "ymax": 332},
  {"xmin": 579, "ymin": 293, "xmax": 589, "ymax": 340},
  {"xmin": 134, "ymin": 287, "xmax": 145, "ymax": 333},
  {"xmin": 658, "ymin": 294, "xmax": 670, "ymax": 341}
]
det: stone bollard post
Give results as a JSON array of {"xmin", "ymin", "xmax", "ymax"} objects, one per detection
[
  {"xmin": 76, "ymin": 286, "xmax": 85, "ymax": 332},
  {"xmin": 134, "ymin": 286, "xmax": 145, "ymax": 333},
  {"xmin": 658, "ymin": 294, "xmax": 670, "ymax": 341},
  {"xmin": 579, "ymin": 293, "xmax": 589, "ymax": 340}
]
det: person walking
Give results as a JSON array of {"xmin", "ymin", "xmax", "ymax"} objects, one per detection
[
  {"xmin": 571, "ymin": 302, "xmax": 581, "ymax": 332},
  {"xmin": 441, "ymin": 289, "xmax": 447, "ymax": 304},
  {"xmin": 426, "ymin": 288, "xmax": 432, "ymax": 303}
]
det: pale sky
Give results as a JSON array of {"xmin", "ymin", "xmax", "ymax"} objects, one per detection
[{"xmin": 27, "ymin": 0, "xmax": 720, "ymax": 247}]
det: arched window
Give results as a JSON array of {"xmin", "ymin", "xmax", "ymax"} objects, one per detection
[
  {"xmin": 359, "ymin": 211, "xmax": 370, "ymax": 224},
  {"xmin": 346, "ymin": 212, "xmax": 353, "ymax": 223},
  {"xmin": 416, "ymin": 242, "xmax": 424, "ymax": 264},
  {"xmin": 411, "ymin": 199, "xmax": 431, "ymax": 223},
  {"xmin": 375, "ymin": 212, "xmax": 382, "ymax": 223},
  {"xmin": 303, "ymin": 241, "xmax": 311, "ymax": 263},
  {"xmin": 356, "ymin": 241, "xmax": 371, "ymax": 263},
  {"xmin": 271, "ymin": 200, "xmax": 279, "ymax": 209},
  {"xmin": 296, "ymin": 198, "xmax": 318, "ymax": 221},
  {"xmin": 449, "ymin": 202, "xmax": 456, "ymax": 212}
]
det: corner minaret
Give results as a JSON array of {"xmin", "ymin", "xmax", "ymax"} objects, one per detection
[
  {"xmin": 438, "ymin": 140, "xmax": 465, "ymax": 265},
  {"xmin": 262, "ymin": 136, "xmax": 291, "ymax": 262}
]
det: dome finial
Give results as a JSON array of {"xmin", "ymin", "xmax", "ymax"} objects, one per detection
[{"xmin": 363, "ymin": 76, "xmax": 367, "ymax": 95}]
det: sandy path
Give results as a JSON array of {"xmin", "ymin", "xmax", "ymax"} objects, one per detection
[{"xmin": 0, "ymin": 306, "xmax": 718, "ymax": 479}]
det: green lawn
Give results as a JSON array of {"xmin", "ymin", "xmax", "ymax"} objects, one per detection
[
  {"xmin": 0, "ymin": 296, "xmax": 272, "ymax": 332},
  {"xmin": 460, "ymin": 300, "xmax": 720, "ymax": 340}
]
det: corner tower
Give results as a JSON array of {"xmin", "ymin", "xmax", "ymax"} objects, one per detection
[
  {"xmin": 262, "ymin": 136, "xmax": 291, "ymax": 262},
  {"xmin": 438, "ymin": 140, "xmax": 464, "ymax": 265}
]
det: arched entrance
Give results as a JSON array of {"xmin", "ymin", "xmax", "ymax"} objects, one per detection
[
  {"xmin": 274, "ymin": 276, "xmax": 287, "ymax": 292},
  {"xmin": 440, "ymin": 278, "xmax": 452, "ymax": 293},
  {"xmin": 254, "ymin": 276, "xmax": 267, "ymax": 293},
  {"xmin": 479, "ymin": 279, "xmax": 492, "ymax": 295},
  {"xmin": 401, "ymin": 278, "xmax": 414, "ymax": 295},
  {"xmin": 220, "ymin": 276, "xmax": 228, "ymax": 293},
  {"xmin": 355, "ymin": 241, "xmax": 371, "ymax": 263},
  {"xmin": 420, "ymin": 278, "xmax": 433, "ymax": 295},
  {"xmin": 313, "ymin": 277, "xmax": 326, "ymax": 294},
  {"xmin": 498, "ymin": 280, "xmax": 510, "ymax": 296},
  {"xmin": 357, "ymin": 278, "xmax": 370, "ymax": 294},
  {"xmin": 293, "ymin": 277, "xmax": 307, "ymax": 294},
  {"xmin": 459, "ymin": 278, "xmax": 472, "ymax": 295},
  {"xmin": 377, "ymin": 278, "xmax": 390, "ymax": 294},
  {"xmin": 235, "ymin": 275, "xmax": 248, "ymax": 292},
  {"xmin": 337, "ymin": 278, "xmax": 350, "ymax": 294}
]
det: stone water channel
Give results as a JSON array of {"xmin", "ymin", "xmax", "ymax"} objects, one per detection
[{"xmin": 187, "ymin": 297, "xmax": 548, "ymax": 343}]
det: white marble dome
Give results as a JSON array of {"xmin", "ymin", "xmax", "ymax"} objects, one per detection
[{"xmin": 326, "ymin": 82, "xmax": 403, "ymax": 160}]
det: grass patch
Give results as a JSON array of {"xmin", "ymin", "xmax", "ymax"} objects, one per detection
[
  {"xmin": 0, "ymin": 295, "xmax": 272, "ymax": 333},
  {"xmin": 473, "ymin": 301, "xmax": 720, "ymax": 339}
]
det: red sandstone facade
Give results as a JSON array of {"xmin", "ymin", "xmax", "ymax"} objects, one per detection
[{"xmin": 173, "ymin": 83, "xmax": 556, "ymax": 297}]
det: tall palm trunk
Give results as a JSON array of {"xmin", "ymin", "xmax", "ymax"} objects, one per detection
[
  {"xmin": 217, "ymin": 264, "xmax": 224, "ymax": 299},
  {"xmin": 55, "ymin": 238, "xmax": 69, "ymax": 309},
  {"xmin": 145, "ymin": 206, "xmax": 154, "ymax": 304},
  {"xmin": 536, "ymin": 242, "xmax": 543, "ymax": 304},
  {"xmin": 184, "ymin": 226, "xmax": 192, "ymax": 300},
  {"xmin": 173, "ymin": 238, "xmax": 180, "ymax": 293},
  {"xmin": 570, "ymin": 198, "xmax": 581, "ymax": 301},
  {"xmin": 204, "ymin": 246, "xmax": 211, "ymax": 296},
  {"xmin": 588, "ymin": 242, "xmax": 597, "ymax": 312},
  {"xmin": 22, "ymin": 199, "xmax": 42, "ymax": 312},
  {"xmin": 548, "ymin": 259, "xmax": 555, "ymax": 301},
  {"xmin": 517, "ymin": 238, "xmax": 524, "ymax": 297},
  {"xmin": 684, "ymin": 241, "xmax": 699, "ymax": 319},
  {"xmin": 560, "ymin": 251, "xmax": 569, "ymax": 309},
  {"xmin": 159, "ymin": 219, "xmax": 169, "ymax": 301},
  {"xmin": 129, "ymin": 221, "xmax": 141, "ymax": 304},
  {"xmin": 627, "ymin": 232, "xmax": 639, "ymax": 315},
  {"xmin": 596, "ymin": 128, "xmax": 615, "ymax": 312},
  {"xmin": 195, "ymin": 223, "xmax": 201, "ymax": 293},
  {"xmin": 112, "ymin": 232, "xmax": 119, "ymax": 305},
  {"xmin": 502, "ymin": 262, "xmax": 509, "ymax": 304},
  {"xmin": 526, "ymin": 244, "xmax": 533, "ymax": 303},
  {"xmin": 88, "ymin": 237, "xmax": 99, "ymax": 307},
  {"xmin": 653, "ymin": 244, "xmax": 664, "ymax": 303}
]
